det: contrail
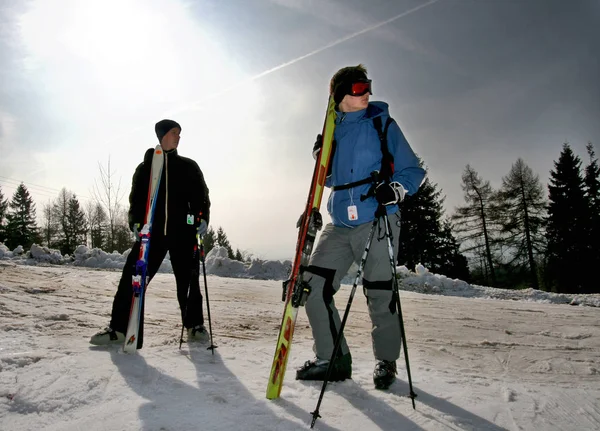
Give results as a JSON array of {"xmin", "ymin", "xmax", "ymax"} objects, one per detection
[{"xmin": 166, "ymin": 0, "xmax": 441, "ymax": 116}]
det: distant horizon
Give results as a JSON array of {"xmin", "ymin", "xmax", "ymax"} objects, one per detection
[{"xmin": 0, "ymin": 135, "xmax": 596, "ymax": 261}]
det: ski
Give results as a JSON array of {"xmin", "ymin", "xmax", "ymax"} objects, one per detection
[
  {"xmin": 266, "ymin": 96, "xmax": 337, "ymax": 399},
  {"xmin": 124, "ymin": 145, "xmax": 164, "ymax": 353}
]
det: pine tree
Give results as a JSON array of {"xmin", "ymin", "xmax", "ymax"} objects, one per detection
[
  {"xmin": 67, "ymin": 194, "xmax": 88, "ymax": 251},
  {"xmin": 452, "ymin": 165, "xmax": 499, "ymax": 286},
  {"xmin": 398, "ymin": 178, "xmax": 441, "ymax": 270},
  {"xmin": 234, "ymin": 248, "xmax": 243, "ymax": 262},
  {"xmin": 583, "ymin": 142, "xmax": 600, "ymax": 290},
  {"xmin": 495, "ymin": 158, "xmax": 546, "ymax": 289},
  {"xmin": 399, "ymin": 177, "xmax": 469, "ymax": 280},
  {"xmin": 438, "ymin": 220, "xmax": 471, "ymax": 281},
  {"xmin": 53, "ymin": 189, "xmax": 88, "ymax": 256},
  {"xmin": 0, "ymin": 185, "xmax": 8, "ymax": 243},
  {"xmin": 5, "ymin": 183, "xmax": 39, "ymax": 250},
  {"xmin": 202, "ymin": 227, "xmax": 216, "ymax": 254},
  {"xmin": 545, "ymin": 143, "xmax": 588, "ymax": 293},
  {"xmin": 216, "ymin": 226, "xmax": 234, "ymax": 259}
]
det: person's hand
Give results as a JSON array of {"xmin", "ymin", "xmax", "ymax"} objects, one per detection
[
  {"xmin": 296, "ymin": 212, "xmax": 305, "ymax": 228},
  {"xmin": 375, "ymin": 182, "xmax": 406, "ymax": 205},
  {"xmin": 197, "ymin": 219, "xmax": 208, "ymax": 238},
  {"xmin": 296, "ymin": 209, "xmax": 322, "ymax": 230},
  {"xmin": 312, "ymin": 134, "xmax": 323, "ymax": 160}
]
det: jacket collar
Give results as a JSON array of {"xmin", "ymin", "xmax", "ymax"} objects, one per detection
[{"xmin": 335, "ymin": 102, "xmax": 385, "ymax": 124}]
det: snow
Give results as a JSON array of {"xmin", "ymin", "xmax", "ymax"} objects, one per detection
[{"xmin": 1, "ymin": 243, "xmax": 600, "ymax": 430}]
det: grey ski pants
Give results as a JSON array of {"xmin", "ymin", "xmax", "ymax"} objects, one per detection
[{"xmin": 304, "ymin": 211, "xmax": 402, "ymax": 362}]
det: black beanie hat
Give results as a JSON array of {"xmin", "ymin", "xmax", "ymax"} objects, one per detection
[
  {"xmin": 330, "ymin": 65, "xmax": 369, "ymax": 106},
  {"xmin": 155, "ymin": 119, "xmax": 181, "ymax": 143}
]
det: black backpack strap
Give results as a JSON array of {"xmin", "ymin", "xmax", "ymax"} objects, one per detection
[
  {"xmin": 373, "ymin": 116, "xmax": 395, "ymax": 181},
  {"xmin": 331, "ymin": 176, "xmax": 373, "ymax": 191},
  {"xmin": 373, "ymin": 116, "xmax": 383, "ymax": 141}
]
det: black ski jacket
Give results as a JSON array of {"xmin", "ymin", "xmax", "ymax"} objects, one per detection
[{"xmin": 128, "ymin": 148, "xmax": 210, "ymax": 236}]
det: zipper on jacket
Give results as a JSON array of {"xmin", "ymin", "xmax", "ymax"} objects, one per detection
[{"xmin": 164, "ymin": 153, "xmax": 169, "ymax": 236}]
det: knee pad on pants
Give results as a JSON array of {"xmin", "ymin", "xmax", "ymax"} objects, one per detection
[{"xmin": 363, "ymin": 278, "xmax": 396, "ymax": 314}]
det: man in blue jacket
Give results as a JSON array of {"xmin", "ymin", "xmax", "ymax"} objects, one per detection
[{"xmin": 296, "ymin": 65, "xmax": 426, "ymax": 389}]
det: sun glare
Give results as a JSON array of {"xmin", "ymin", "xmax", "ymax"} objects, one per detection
[
  {"xmin": 15, "ymin": 0, "xmax": 265, "ymax": 230},
  {"xmin": 18, "ymin": 0, "xmax": 240, "ymax": 100}
]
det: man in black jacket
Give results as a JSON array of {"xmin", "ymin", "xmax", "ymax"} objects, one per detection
[{"xmin": 90, "ymin": 119, "xmax": 211, "ymax": 348}]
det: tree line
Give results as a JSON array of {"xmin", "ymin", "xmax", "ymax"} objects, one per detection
[
  {"xmin": 0, "ymin": 160, "xmax": 246, "ymax": 261},
  {"xmin": 397, "ymin": 141, "xmax": 598, "ymax": 294},
  {"xmin": 1, "ymin": 141, "xmax": 597, "ymax": 293}
]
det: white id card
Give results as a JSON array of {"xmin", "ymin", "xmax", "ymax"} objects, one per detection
[{"xmin": 347, "ymin": 205, "xmax": 358, "ymax": 221}]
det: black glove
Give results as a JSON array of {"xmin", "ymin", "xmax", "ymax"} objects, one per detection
[
  {"xmin": 296, "ymin": 209, "xmax": 323, "ymax": 230},
  {"xmin": 375, "ymin": 182, "xmax": 406, "ymax": 206},
  {"xmin": 312, "ymin": 134, "xmax": 323, "ymax": 160}
]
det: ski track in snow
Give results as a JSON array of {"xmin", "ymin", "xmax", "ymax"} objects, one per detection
[{"xmin": 1, "ymin": 262, "xmax": 600, "ymax": 430}]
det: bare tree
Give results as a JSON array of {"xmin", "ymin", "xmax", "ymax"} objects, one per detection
[
  {"xmin": 41, "ymin": 201, "xmax": 59, "ymax": 248},
  {"xmin": 0, "ymin": 185, "xmax": 8, "ymax": 243},
  {"xmin": 91, "ymin": 157, "xmax": 124, "ymax": 252},
  {"xmin": 85, "ymin": 200, "xmax": 108, "ymax": 249},
  {"xmin": 452, "ymin": 165, "xmax": 499, "ymax": 286},
  {"xmin": 112, "ymin": 209, "xmax": 134, "ymax": 253}
]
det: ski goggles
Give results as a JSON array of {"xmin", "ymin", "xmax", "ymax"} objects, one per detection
[{"xmin": 349, "ymin": 79, "xmax": 372, "ymax": 97}]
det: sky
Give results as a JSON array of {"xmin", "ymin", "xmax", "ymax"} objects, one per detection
[
  {"xmin": 1, "ymin": 0, "xmax": 599, "ymax": 259},
  {"xmin": 1, "ymin": 256, "xmax": 600, "ymax": 430}
]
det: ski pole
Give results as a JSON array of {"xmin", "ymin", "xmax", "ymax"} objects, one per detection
[
  {"xmin": 310, "ymin": 213, "xmax": 380, "ymax": 429},
  {"xmin": 381, "ymin": 211, "xmax": 417, "ymax": 408},
  {"xmin": 199, "ymin": 238, "xmax": 217, "ymax": 354}
]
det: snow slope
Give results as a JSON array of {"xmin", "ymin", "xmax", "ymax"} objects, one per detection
[{"xmin": 1, "ymin": 262, "xmax": 599, "ymax": 430}]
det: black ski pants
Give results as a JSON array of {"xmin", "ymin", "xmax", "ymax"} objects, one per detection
[{"xmin": 109, "ymin": 229, "xmax": 204, "ymax": 348}]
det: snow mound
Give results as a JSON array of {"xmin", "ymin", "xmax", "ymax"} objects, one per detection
[
  {"xmin": 72, "ymin": 245, "xmax": 172, "ymax": 273},
  {"xmin": 73, "ymin": 245, "xmax": 126, "ymax": 269},
  {"xmin": 204, "ymin": 247, "xmax": 251, "ymax": 278},
  {"xmin": 203, "ymin": 246, "xmax": 292, "ymax": 280},
  {"xmin": 0, "ymin": 242, "xmax": 11, "ymax": 259},
  {"xmin": 400, "ymin": 267, "xmax": 471, "ymax": 295},
  {"xmin": 2, "ymin": 242, "xmax": 599, "ymax": 307},
  {"xmin": 30, "ymin": 244, "xmax": 64, "ymax": 264},
  {"xmin": 247, "ymin": 259, "xmax": 292, "ymax": 280}
]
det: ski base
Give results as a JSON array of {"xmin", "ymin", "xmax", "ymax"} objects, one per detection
[
  {"xmin": 266, "ymin": 96, "xmax": 336, "ymax": 399},
  {"xmin": 122, "ymin": 145, "xmax": 164, "ymax": 354},
  {"xmin": 266, "ymin": 300, "xmax": 299, "ymax": 399}
]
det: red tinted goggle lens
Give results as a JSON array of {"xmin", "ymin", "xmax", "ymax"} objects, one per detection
[{"xmin": 350, "ymin": 80, "xmax": 372, "ymax": 96}]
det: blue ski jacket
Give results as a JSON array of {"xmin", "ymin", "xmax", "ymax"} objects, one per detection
[{"xmin": 326, "ymin": 101, "xmax": 426, "ymax": 227}]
